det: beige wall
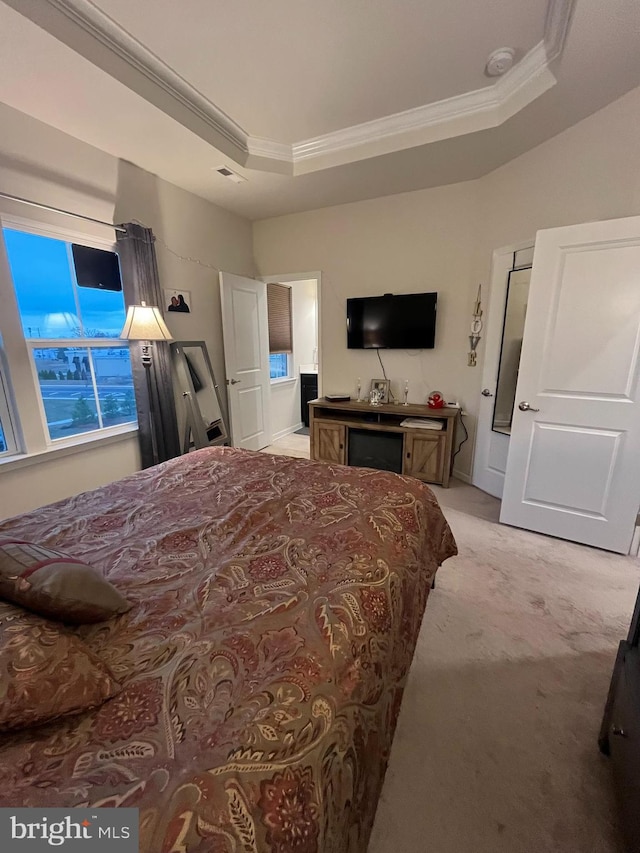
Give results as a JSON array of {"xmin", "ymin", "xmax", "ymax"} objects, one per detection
[
  {"xmin": 253, "ymin": 85, "xmax": 640, "ymax": 479},
  {"xmin": 0, "ymin": 104, "xmax": 254, "ymax": 517},
  {"xmin": 113, "ymin": 161, "xmax": 255, "ymax": 432},
  {"xmin": 253, "ymin": 180, "xmax": 482, "ymax": 475},
  {"xmin": 0, "ymin": 439, "xmax": 140, "ymax": 520},
  {"xmin": 477, "ymin": 85, "xmax": 640, "ymax": 255}
]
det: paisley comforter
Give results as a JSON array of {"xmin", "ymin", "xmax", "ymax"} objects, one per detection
[{"xmin": 0, "ymin": 447, "xmax": 456, "ymax": 852}]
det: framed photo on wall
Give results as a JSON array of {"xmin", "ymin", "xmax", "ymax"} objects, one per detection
[
  {"xmin": 164, "ymin": 289, "xmax": 192, "ymax": 314},
  {"xmin": 370, "ymin": 378, "xmax": 390, "ymax": 404}
]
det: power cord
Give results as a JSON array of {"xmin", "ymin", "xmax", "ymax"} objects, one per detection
[
  {"xmin": 453, "ymin": 411, "xmax": 468, "ymax": 460},
  {"xmin": 375, "ymin": 349, "xmax": 396, "ymax": 401}
]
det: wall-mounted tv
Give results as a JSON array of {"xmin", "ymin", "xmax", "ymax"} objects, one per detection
[
  {"xmin": 346, "ymin": 292, "xmax": 437, "ymax": 349},
  {"xmin": 71, "ymin": 244, "xmax": 122, "ymax": 291}
]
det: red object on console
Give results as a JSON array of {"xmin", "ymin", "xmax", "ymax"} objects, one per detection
[{"xmin": 427, "ymin": 391, "xmax": 445, "ymax": 409}]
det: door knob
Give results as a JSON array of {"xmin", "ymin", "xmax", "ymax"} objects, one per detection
[
  {"xmin": 481, "ymin": 389, "xmax": 493, "ymax": 397},
  {"xmin": 227, "ymin": 378, "xmax": 241, "ymax": 385},
  {"xmin": 518, "ymin": 401, "xmax": 540, "ymax": 412}
]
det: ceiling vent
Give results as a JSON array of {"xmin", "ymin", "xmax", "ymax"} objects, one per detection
[{"xmin": 215, "ymin": 166, "xmax": 247, "ymax": 183}]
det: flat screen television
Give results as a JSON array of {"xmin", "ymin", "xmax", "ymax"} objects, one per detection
[
  {"xmin": 346, "ymin": 292, "xmax": 437, "ymax": 349},
  {"xmin": 71, "ymin": 244, "xmax": 122, "ymax": 292}
]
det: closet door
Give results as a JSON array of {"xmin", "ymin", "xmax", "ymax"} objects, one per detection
[{"xmin": 501, "ymin": 215, "xmax": 640, "ymax": 554}]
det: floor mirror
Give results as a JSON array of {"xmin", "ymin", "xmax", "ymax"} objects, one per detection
[{"xmin": 171, "ymin": 341, "xmax": 228, "ymax": 452}]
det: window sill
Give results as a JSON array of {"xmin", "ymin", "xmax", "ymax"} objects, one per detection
[
  {"xmin": 270, "ymin": 377, "xmax": 297, "ymax": 386},
  {"xmin": 0, "ymin": 424, "xmax": 139, "ymax": 473}
]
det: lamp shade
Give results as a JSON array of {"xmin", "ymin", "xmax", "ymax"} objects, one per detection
[{"xmin": 119, "ymin": 301, "xmax": 172, "ymax": 342}]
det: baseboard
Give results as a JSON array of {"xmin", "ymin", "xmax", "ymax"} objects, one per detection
[
  {"xmin": 272, "ymin": 423, "xmax": 305, "ymax": 441},
  {"xmin": 452, "ymin": 467, "xmax": 472, "ymax": 484}
]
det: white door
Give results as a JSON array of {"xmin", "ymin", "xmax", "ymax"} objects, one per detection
[
  {"xmin": 473, "ymin": 245, "xmax": 533, "ymax": 498},
  {"xmin": 219, "ymin": 272, "xmax": 272, "ymax": 450},
  {"xmin": 501, "ymin": 216, "xmax": 640, "ymax": 554}
]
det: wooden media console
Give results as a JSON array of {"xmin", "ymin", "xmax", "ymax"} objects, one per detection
[{"xmin": 309, "ymin": 398, "xmax": 459, "ymax": 487}]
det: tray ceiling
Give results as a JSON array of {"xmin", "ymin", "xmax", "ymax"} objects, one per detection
[
  {"xmin": 0, "ymin": 0, "xmax": 638, "ymax": 219},
  {"xmin": 88, "ymin": 0, "xmax": 548, "ymax": 143}
]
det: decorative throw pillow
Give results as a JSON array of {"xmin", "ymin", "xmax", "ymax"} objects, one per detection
[
  {"xmin": 0, "ymin": 601, "xmax": 120, "ymax": 732},
  {"xmin": 0, "ymin": 539, "xmax": 131, "ymax": 624}
]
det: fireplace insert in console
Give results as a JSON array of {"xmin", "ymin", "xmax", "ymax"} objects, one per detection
[{"xmin": 348, "ymin": 428, "xmax": 403, "ymax": 473}]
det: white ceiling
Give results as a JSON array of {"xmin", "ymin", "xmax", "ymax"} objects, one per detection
[
  {"xmin": 88, "ymin": 0, "xmax": 548, "ymax": 142},
  {"xmin": 0, "ymin": 0, "xmax": 638, "ymax": 220}
]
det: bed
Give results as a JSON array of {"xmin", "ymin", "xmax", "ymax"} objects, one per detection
[{"xmin": 0, "ymin": 447, "xmax": 456, "ymax": 852}]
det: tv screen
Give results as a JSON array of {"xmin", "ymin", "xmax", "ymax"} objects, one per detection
[
  {"xmin": 347, "ymin": 292, "xmax": 437, "ymax": 349},
  {"xmin": 71, "ymin": 244, "xmax": 122, "ymax": 292}
]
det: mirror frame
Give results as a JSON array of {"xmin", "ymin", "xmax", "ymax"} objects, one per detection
[
  {"xmin": 491, "ymin": 266, "xmax": 531, "ymax": 435},
  {"xmin": 171, "ymin": 340, "xmax": 228, "ymax": 451}
]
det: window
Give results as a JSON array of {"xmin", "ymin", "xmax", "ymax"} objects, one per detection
[
  {"xmin": 269, "ymin": 353, "xmax": 289, "ymax": 379},
  {"xmin": 267, "ymin": 283, "xmax": 293, "ymax": 380},
  {"xmin": 0, "ymin": 223, "xmax": 137, "ymax": 453},
  {"xmin": 0, "ymin": 363, "xmax": 18, "ymax": 457}
]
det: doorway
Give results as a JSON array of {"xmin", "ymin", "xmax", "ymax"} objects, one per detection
[
  {"xmin": 219, "ymin": 271, "xmax": 320, "ymax": 453},
  {"xmin": 261, "ymin": 273, "xmax": 320, "ymax": 448}
]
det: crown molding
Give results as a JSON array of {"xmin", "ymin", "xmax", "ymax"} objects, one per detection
[
  {"xmin": 2, "ymin": 0, "xmax": 253, "ymax": 163},
  {"xmin": 245, "ymin": 137, "xmax": 293, "ymax": 164},
  {"xmin": 5, "ymin": 0, "xmax": 574, "ymax": 176},
  {"xmin": 289, "ymin": 40, "xmax": 556, "ymax": 171},
  {"xmin": 495, "ymin": 41, "xmax": 549, "ymax": 103},
  {"xmin": 291, "ymin": 85, "xmax": 502, "ymax": 164},
  {"xmin": 544, "ymin": 0, "xmax": 576, "ymax": 63}
]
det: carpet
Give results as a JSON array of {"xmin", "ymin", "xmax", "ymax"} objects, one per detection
[{"xmin": 369, "ymin": 492, "xmax": 637, "ymax": 853}]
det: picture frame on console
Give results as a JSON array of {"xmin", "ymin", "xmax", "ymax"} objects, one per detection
[{"xmin": 370, "ymin": 378, "xmax": 390, "ymax": 404}]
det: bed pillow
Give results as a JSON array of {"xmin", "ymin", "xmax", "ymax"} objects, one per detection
[
  {"xmin": 0, "ymin": 538, "xmax": 131, "ymax": 624},
  {"xmin": 0, "ymin": 601, "xmax": 120, "ymax": 732}
]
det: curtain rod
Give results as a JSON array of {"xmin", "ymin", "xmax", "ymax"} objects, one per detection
[{"xmin": 0, "ymin": 191, "xmax": 127, "ymax": 233}]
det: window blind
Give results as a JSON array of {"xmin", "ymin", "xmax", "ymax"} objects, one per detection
[{"xmin": 267, "ymin": 283, "xmax": 292, "ymax": 354}]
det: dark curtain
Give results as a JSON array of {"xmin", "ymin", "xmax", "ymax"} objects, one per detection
[{"xmin": 116, "ymin": 223, "xmax": 180, "ymax": 468}]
